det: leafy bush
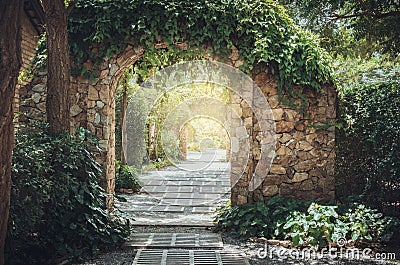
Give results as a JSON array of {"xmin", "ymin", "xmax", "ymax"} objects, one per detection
[
  {"xmin": 283, "ymin": 203, "xmax": 339, "ymax": 247},
  {"xmin": 6, "ymin": 124, "xmax": 130, "ymax": 264},
  {"xmin": 115, "ymin": 160, "xmax": 142, "ymax": 191},
  {"xmin": 283, "ymin": 203, "xmax": 397, "ymax": 247},
  {"xmin": 215, "ymin": 197, "xmax": 399, "ymax": 248},
  {"xmin": 336, "ymin": 81, "xmax": 400, "ymax": 212},
  {"xmin": 215, "ymin": 197, "xmax": 309, "ymax": 238},
  {"xmin": 215, "ymin": 202, "xmax": 270, "ymax": 238}
]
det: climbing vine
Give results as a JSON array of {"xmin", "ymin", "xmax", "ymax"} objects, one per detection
[{"xmin": 68, "ymin": 0, "xmax": 332, "ymax": 95}]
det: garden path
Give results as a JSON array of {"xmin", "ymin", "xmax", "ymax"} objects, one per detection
[
  {"xmin": 114, "ymin": 149, "xmax": 252, "ymax": 263},
  {"xmin": 116, "ymin": 148, "xmax": 231, "ymax": 226}
]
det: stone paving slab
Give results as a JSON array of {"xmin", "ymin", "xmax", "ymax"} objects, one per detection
[
  {"xmin": 128, "ymin": 214, "xmax": 215, "ymax": 226},
  {"xmin": 160, "ymin": 199, "xmax": 216, "ymax": 206},
  {"xmin": 199, "ymin": 186, "xmax": 231, "ymax": 193},
  {"xmin": 142, "ymin": 186, "xmax": 195, "ymax": 193},
  {"xmin": 163, "ymin": 193, "xmax": 222, "ymax": 200},
  {"xmin": 141, "ymin": 180, "xmax": 164, "ymax": 186},
  {"xmin": 126, "ymin": 233, "xmax": 224, "ymax": 249},
  {"xmin": 191, "ymin": 207, "xmax": 217, "ymax": 214},
  {"xmin": 127, "ymin": 206, "xmax": 185, "ymax": 213}
]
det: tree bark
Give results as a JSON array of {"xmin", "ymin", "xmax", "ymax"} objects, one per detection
[
  {"xmin": 0, "ymin": 1, "xmax": 22, "ymax": 264},
  {"xmin": 43, "ymin": 0, "xmax": 71, "ymax": 134}
]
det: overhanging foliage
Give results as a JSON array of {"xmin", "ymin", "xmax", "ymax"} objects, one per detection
[{"xmin": 68, "ymin": 0, "xmax": 332, "ymax": 94}]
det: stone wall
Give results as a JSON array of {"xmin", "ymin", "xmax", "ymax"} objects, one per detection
[
  {"xmin": 245, "ymin": 72, "xmax": 335, "ymax": 204},
  {"xmin": 15, "ymin": 10, "xmax": 42, "ymax": 126},
  {"xmin": 18, "ymin": 44, "xmax": 336, "ymax": 206}
]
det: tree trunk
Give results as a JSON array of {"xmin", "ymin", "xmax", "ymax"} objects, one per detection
[
  {"xmin": 43, "ymin": 0, "xmax": 71, "ymax": 134},
  {"xmin": 0, "ymin": 1, "xmax": 22, "ymax": 264}
]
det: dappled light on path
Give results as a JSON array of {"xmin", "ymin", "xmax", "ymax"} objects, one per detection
[{"xmin": 116, "ymin": 149, "xmax": 230, "ymax": 226}]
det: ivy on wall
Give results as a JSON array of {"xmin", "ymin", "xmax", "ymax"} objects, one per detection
[{"xmin": 68, "ymin": 0, "xmax": 332, "ymax": 94}]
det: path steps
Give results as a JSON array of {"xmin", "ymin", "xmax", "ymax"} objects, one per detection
[{"xmin": 126, "ymin": 232, "xmax": 250, "ymax": 265}]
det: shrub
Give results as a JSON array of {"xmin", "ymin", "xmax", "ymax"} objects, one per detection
[
  {"xmin": 283, "ymin": 203, "xmax": 339, "ymax": 247},
  {"xmin": 115, "ymin": 160, "xmax": 142, "ymax": 191},
  {"xmin": 215, "ymin": 197, "xmax": 399, "ymax": 248},
  {"xmin": 336, "ymin": 81, "xmax": 400, "ymax": 212},
  {"xmin": 215, "ymin": 197, "xmax": 309, "ymax": 238},
  {"xmin": 6, "ymin": 124, "xmax": 130, "ymax": 264},
  {"xmin": 283, "ymin": 203, "xmax": 397, "ymax": 247},
  {"xmin": 215, "ymin": 202, "xmax": 270, "ymax": 238}
]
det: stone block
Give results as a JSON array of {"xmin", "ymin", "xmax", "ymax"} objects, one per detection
[
  {"xmin": 96, "ymin": 100, "xmax": 105, "ymax": 108},
  {"xmin": 32, "ymin": 93, "xmax": 41, "ymax": 103},
  {"xmin": 32, "ymin": 84, "xmax": 45, "ymax": 92},
  {"xmin": 285, "ymin": 139, "xmax": 297, "ymax": 149},
  {"xmin": 109, "ymin": 64, "xmax": 119, "ymax": 76},
  {"xmin": 283, "ymin": 109, "xmax": 299, "ymax": 122},
  {"xmin": 309, "ymin": 169, "xmax": 322, "ymax": 177},
  {"xmin": 244, "ymin": 117, "xmax": 252, "ymax": 127},
  {"xmin": 237, "ymin": 195, "xmax": 247, "ymax": 205},
  {"xmin": 272, "ymin": 108, "xmax": 284, "ymax": 121},
  {"xmin": 300, "ymin": 179, "xmax": 314, "ymax": 191},
  {"xmin": 87, "ymin": 100, "xmax": 96, "ymax": 108},
  {"xmin": 288, "ymin": 172, "xmax": 308, "ymax": 183},
  {"xmin": 279, "ymin": 133, "xmax": 292, "ymax": 143},
  {"xmin": 268, "ymin": 95, "xmax": 279, "ymax": 108},
  {"xmin": 99, "ymin": 88, "xmax": 108, "ymax": 102},
  {"xmin": 242, "ymin": 106, "xmax": 252, "ymax": 118},
  {"xmin": 293, "ymin": 131, "xmax": 305, "ymax": 141},
  {"xmin": 293, "ymin": 159, "xmax": 315, "ymax": 172},
  {"xmin": 276, "ymin": 145, "xmax": 289, "ymax": 156},
  {"xmin": 269, "ymin": 164, "xmax": 286, "ymax": 175},
  {"xmin": 70, "ymin": 104, "xmax": 82, "ymax": 116},
  {"xmin": 262, "ymin": 84, "xmax": 278, "ymax": 97},
  {"xmin": 263, "ymin": 175, "xmax": 283, "ymax": 186},
  {"xmin": 234, "ymin": 59, "xmax": 244, "ymax": 67},
  {"xmin": 296, "ymin": 141, "xmax": 314, "ymax": 151},
  {"xmin": 229, "ymin": 46, "xmax": 239, "ymax": 61},
  {"xmin": 279, "ymin": 183, "xmax": 294, "ymax": 196},
  {"xmin": 37, "ymin": 102, "xmax": 46, "ymax": 112},
  {"xmin": 88, "ymin": 85, "xmax": 99, "ymax": 100},
  {"xmin": 100, "ymin": 69, "xmax": 109, "ymax": 79},
  {"xmin": 262, "ymin": 185, "xmax": 279, "ymax": 197},
  {"xmin": 276, "ymin": 121, "xmax": 294, "ymax": 133},
  {"xmin": 295, "ymin": 122, "xmax": 305, "ymax": 131}
]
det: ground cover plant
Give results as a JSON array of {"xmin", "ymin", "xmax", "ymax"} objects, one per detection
[{"xmin": 215, "ymin": 197, "xmax": 399, "ymax": 248}]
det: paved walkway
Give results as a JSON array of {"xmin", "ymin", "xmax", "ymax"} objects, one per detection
[
  {"xmin": 126, "ymin": 231, "xmax": 249, "ymax": 265},
  {"xmin": 116, "ymin": 149, "xmax": 231, "ymax": 226}
]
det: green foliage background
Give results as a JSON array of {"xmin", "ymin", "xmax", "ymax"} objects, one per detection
[{"xmin": 335, "ymin": 81, "xmax": 400, "ymax": 211}]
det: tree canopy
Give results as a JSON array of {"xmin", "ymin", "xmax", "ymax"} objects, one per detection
[{"xmin": 279, "ymin": 0, "xmax": 400, "ymax": 57}]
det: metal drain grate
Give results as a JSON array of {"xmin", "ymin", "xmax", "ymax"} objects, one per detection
[
  {"xmin": 126, "ymin": 233, "xmax": 223, "ymax": 249},
  {"xmin": 132, "ymin": 250, "xmax": 249, "ymax": 265}
]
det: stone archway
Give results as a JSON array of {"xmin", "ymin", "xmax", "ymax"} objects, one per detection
[
  {"xmin": 20, "ymin": 35, "xmax": 336, "ymax": 208},
  {"xmin": 49, "ymin": 41, "xmax": 335, "ymax": 206}
]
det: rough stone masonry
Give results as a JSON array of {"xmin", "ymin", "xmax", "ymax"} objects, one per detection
[{"xmin": 18, "ymin": 44, "xmax": 336, "ymax": 206}]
